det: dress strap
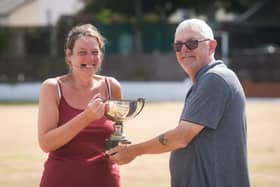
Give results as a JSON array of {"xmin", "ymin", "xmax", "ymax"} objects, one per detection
[
  {"xmin": 56, "ymin": 78, "xmax": 62, "ymax": 101},
  {"xmin": 105, "ymin": 77, "xmax": 112, "ymax": 99}
]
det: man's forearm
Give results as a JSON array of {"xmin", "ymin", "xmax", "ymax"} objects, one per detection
[
  {"xmin": 129, "ymin": 128, "xmax": 184, "ymax": 156},
  {"xmin": 158, "ymin": 133, "xmax": 168, "ymax": 145}
]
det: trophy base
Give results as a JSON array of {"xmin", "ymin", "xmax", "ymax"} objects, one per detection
[{"xmin": 105, "ymin": 137, "xmax": 131, "ymax": 150}]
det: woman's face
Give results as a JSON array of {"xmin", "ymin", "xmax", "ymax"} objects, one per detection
[{"xmin": 67, "ymin": 36, "xmax": 102, "ymax": 76}]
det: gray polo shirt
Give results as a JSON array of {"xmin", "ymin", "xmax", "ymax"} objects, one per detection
[{"xmin": 169, "ymin": 61, "xmax": 250, "ymax": 187}]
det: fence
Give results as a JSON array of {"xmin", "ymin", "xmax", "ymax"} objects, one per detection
[{"xmin": 1, "ymin": 23, "xmax": 280, "ymax": 83}]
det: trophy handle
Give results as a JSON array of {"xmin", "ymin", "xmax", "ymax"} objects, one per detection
[
  {"xmin": 125, "ymin": 98, "xmax": 145, "ymax": 120},
  {"xmin": 133, "ymin": 98, "xmax": 145, "ymax": 117}
]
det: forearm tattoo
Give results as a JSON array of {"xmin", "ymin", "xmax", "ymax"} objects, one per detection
[{"xmin": 158, "ymin": 133, "xmax": 168, "ymax": 145}]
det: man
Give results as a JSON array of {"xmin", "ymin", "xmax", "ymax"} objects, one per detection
[{"xmin": 107, "ymin": 18, "xmax": 250, "ymax": 187}]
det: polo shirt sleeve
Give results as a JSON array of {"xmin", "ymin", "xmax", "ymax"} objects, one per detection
[{"xmin": 180, "ymin": 73, "xmax": 230, "ymax": 129}]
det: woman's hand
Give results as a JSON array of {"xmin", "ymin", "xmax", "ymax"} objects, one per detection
[{"xmin": 84, "ymin": 94, "xmax": 105, "ymax": 121}]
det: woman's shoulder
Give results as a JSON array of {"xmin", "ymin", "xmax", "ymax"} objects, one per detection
[
  {"xmin": 38, "ymin": 77, "xmax": 62, "ymax": 104},
  {"xmin": 41, "ymin": 78, "xmax": 57, "ymax": 89},
  {"xmin": 95, "ymin": 75, "xmax": 121, "ymax": 87},
  {"xmin": 42, "ymin": 77, "xmax": 57, "ymax": 85},
  {"xmin": 41, "ymin": 75, "xmax": 67, "ymax": 86},
  {"xmin": 95, "ymin": 75, "xmax": 122, "ymax": 99},
  {"xmin": 40, "ymin": 76, "xmax": 66, "ymax": 94}
]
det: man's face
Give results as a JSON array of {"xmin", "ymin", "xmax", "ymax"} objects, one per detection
[{"xmin": 174, "ymin": 28, "xmax": 214, "ymax": 77}]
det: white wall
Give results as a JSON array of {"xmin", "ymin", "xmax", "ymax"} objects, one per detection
[
  {"xmin": 39, "ymin": 0, "xmax": 84, "ymax": 25},
  {"xmin": 6, "ymin": 0, "xmax": 84, "ymax": 26},
  {"xmin": 9, "ymin": 1, "xmax": 40, "ymax": 26}
]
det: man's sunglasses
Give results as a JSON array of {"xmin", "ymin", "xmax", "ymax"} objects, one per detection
[{"xmin": 173, "ymin": 38, "xmax": 210, "ymax": 52}]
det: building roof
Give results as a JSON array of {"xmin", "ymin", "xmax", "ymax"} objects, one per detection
[{"xmin": 0, "ymin": 0, "xmax": 35, "ymax": 16}]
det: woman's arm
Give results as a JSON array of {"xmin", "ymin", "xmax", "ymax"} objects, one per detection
[{"xmin": 37, "ymin": 78, "xmax": 105, "ymax": 153}]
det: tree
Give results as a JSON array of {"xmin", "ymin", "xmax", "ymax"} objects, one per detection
[
  {"xmin": 81, "ymin": 0, "xmax": 258, "ymax": 23},
  {"xmin": 80, "ymin": 0, "xmax": 259, "ymax": 54}
]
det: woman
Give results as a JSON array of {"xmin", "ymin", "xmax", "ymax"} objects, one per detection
[{"xmin": 38, "ymin": 24, "xmax": 122, "ymax": 187}]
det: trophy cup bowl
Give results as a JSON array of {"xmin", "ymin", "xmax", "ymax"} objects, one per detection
[{"xmin": 104, "ymin": 98, "xmax": 145, "ymax": 150}]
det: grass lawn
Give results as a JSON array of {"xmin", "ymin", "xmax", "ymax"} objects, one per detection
[{"xmin": 0, "ymin": 100, "xmax": 279, "ymax": 187}]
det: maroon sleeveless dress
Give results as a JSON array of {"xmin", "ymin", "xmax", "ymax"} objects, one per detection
[{"xmin": 39, "ymin": 79, "xmax": 120, "ymax": 187}]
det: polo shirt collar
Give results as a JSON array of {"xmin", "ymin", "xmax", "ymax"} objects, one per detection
[{"xmin": 195, "ymin": 60, "xmax": 224, "ymax": 81}]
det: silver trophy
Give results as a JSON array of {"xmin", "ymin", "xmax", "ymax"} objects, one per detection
[{"xmin": 104, "ymin": 98, "xmax": 145, "ymax": 150}]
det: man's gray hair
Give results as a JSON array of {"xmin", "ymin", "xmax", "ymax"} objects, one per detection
[{"xmin": 175, "ymin": 18, "xmax": 214, "ymax": 39}]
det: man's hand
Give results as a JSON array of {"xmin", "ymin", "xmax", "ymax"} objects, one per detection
[{"xmin": 106, "ymin": 144, "xmax": 136, "ymax": 165}]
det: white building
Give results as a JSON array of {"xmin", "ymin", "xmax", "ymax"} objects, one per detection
[{"xmin": 0, "ymin": 0, "xmax": 85, "ymax": 26}]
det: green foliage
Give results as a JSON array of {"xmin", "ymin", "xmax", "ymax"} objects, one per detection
[
  {"xmin": 96, "ymin": 9, "xmax": 114, "ymax": 24},
  {"xmin": 81, "ymin": 0, "xmax": 259, "ymax": 23}
]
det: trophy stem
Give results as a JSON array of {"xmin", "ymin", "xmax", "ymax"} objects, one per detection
[
  {"xmin": 114, "ymin": 122, "xmax": 123, "ymax": 136},
  {"xmin": 105, "ymin": 122, "xmax": 131, "ymax": 150}
]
